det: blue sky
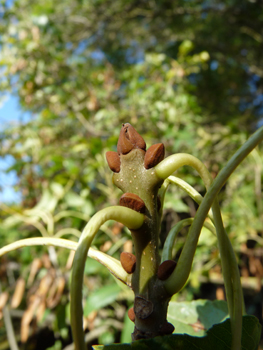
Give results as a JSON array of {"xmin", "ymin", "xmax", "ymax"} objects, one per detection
[{"xmin": 0, "ymin": 95, "xmax": 32, "ymax": 203}]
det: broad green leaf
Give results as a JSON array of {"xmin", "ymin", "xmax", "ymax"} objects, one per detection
[
  {"xmin": 92, "ymin": 315, "xmax": 261, "ymax": 350},
  {"xmin": 84, "ymin": 283, "xmax": 121, "ymax": 316},
  {"xmin": 120, "ymin": 310, "xmax": 134, "ymax": 344},
  {"xmin": 167, "ymin": 299, "xmax": 228, "ymax": 337},
  {"xmin": 84, "ymin": 257, "xmax": 109, "ymax": 276},
  {"xmin": 99, "ymin": 330, "xmax": 115, "ymax": 346}
]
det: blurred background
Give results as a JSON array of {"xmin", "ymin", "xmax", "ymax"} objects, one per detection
[{"xmin": 0, "ymin": 0, "xmax": 262, "ymax": 349}]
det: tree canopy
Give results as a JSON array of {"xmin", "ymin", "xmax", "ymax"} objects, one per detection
[
  {"xmin": 0, "ymin": 0, "xmax": 262, "ymax": 348},
  {"xmin": 1, "ymin": 0, "xmax": 262, "ymax": 207}
]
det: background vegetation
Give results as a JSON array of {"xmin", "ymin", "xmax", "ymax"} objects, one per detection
[{"xmin": 0, "ymin": 0, "xmax": 262, "ymax": 349}]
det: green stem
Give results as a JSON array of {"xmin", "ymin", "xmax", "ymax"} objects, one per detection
[
  {"xmin": 70, "ymin": 206, "xmax": 144, "ymax": 350},
  {"xmin": 0, "ymin": 237, "xmax": 131, "ymax": 286},
  {"xmin": 167, "ymin": 176, "xmax": 214, "ymax": 221},
  {"xmin": 25, "ymin": 209, "xmax": 54, "ymax": 235},
  {"xmin": 155, "ymin": 153, "xmax": 212, "ymax": 188},
  {"xmin": 156, "ymin": 154, "xmax": 239, "ymax": 320},
  {"xmin": 161, "ymin": 218, "xmax": 216, "ymax": 262},
  {"xmin": 158, "ymin": 125, "xmax": 263, "ymax": 349},
  {"xmin": 211, "ymin": 201, "xmax": 243, "ymax": 350},
  {"xmin": 54, "ymin": 210, "xmax": 90, "ymax": 222},
  {"xmin": 54, "ymin": 227, "xmax": 81, "ymax": 238},
  {"xmin": 0, "ymin": 283, "xmax": 19, "ymax": 350},
  {"xmin": 157, "ymin": 157, "xmax": 240, "ymax": 347}
]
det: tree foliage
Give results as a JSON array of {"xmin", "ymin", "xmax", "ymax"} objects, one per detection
[{"xmin": 0, "ymin": 0, "xmax": 262, "ymax": 348}]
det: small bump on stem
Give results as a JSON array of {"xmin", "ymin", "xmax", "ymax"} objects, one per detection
[
  {"xmin": 157, "ymin": 260, "xmax": 177, "ymax": 281},
  {"xmin": 119, "ymin": 193, "xmax": 146, "ymax": 213},
  {"xmin": 120, "ymin": 252, "xmax": 136, "ymax": 274},
  {"xmin": 144, "ymin": 143, "xmax": 165, "ymax": 169}
]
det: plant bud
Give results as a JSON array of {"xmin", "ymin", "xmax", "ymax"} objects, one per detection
[
  {"xmin": 106, "ymin": 151, "xmax": 121, "ymax": 173},
  {"xmin": 157, "ymin": 260, "xmax": 177, "ymax": 281},
  {"xmin": 128, "ymin": 307, "xmax": 135, "ymax": 322},
  {"xmin": 144, "ymin": 143, "xmax": 165, "ymax": 169},
  {"xmin": 120, "ymin": 252, "xmax": 136, "ymax": 274},
  {"xmin": 119, "ymin": 193, "xmax": 146, "ymax": 213},
  {"xmin": 160, "ymin": 321, "xmax": 175, "ymax": 335},
  {"xmin": 117, "ymin": 123, "xmax": 146, "ymax": 155}
]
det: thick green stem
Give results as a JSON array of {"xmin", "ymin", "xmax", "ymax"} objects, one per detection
[
  {"xmin": 70, "ymin": 206, "xmax": 144, "ymax": 350},
  {"xmin": 112, "ymin": 148, "xmax": 171, "ymax": 340},
  {"xmin": 155, "ymin": 153, "xmax": 212, "ymax": 188}
]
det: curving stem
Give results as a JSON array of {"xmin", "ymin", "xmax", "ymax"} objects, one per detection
[
  {"xmin": 155, "ymin": 125, "xmax": 263, "ymax": 350},
  {"xmin": 0, "ymin": 237, "xmax": 132, "ymax": 286},
  {"xmin": 161, "ymin": 218, "xmax": 216, "ymax": 263},
  {"xmin": 166, "ymin": 176, "xmax": 214, "ymax": 221},
  {"xmin": 70, "ymin": 206, "xmax": 144, "ymax": 350},
  {"xmin": 155, "ymin": 153, "xmax": 240, "ymax": 349}
]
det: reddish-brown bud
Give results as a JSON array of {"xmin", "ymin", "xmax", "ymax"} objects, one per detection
[
  {"xmin": 117, "ymin": 123, "xmax": 146, "ymax": 155},
  {"xmin": 119, "ymin": 193, "xmax": 146, "ymax": 213},
  {"xmin": 144, "ymin": 143, "xmax": 165, "ymax": 169},
  {"xmin": 128, "ymin": 307, "xmax": 135, "ymax": 322},
  {"xmin": 160, "ymin": 321, "xmax": 175, "ymax": 335},
  {"xmin": 157, "ymin": 260, "xmax": 177, "ymax": 281},
  {"xmin": 106, "ymin": 151, "xmax": 121, "ymax": 173},
  {"xmin": 120, "ymin": 252, "xmax": 136, "ymax": 274}
]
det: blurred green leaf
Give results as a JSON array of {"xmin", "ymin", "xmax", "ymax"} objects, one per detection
[
  {"xmin": 84, "ymin": 283, "xmax": 122, "ymax": 316},
  {"xmin": 93, "ymin": 315, "xmax": 261, "ymax": 350},
  {"xmin": 167, "ymin": 299, "xmax": 228, "ymax": 337},
  {"xmin": 120, "ymin": 310, "xmax": 134, "ymax": 344}
]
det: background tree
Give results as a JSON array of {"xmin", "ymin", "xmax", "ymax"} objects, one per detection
[{"xmin": 0, "ymin": 0, "xmax": 262, "ymax": 349}]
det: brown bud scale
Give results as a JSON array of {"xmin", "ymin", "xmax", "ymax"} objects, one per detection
[
  {"xmin": 106, "ymin": 151, "xmax": 121, "ymax": 173},
  {"xmin": 128, "ymin": 307, "xmax": 135, "ymax": 322},
  {"xmin": 117, "ymin": 123, "xmax": 146, "ymax": 155},
  {"xmin": 144, "ymin": 143, "xmax": 165, "ymax": 169},
  {"xmin": 119, "ymin": 193, "xmax": 145, "ymax": 213},
  {"xmin": 157, "ymin": 260, "xmax": 177, "ymax": 281},
  {"xmin": 120, "ymin": 252, "xmax": 136, "ymax": 274}
]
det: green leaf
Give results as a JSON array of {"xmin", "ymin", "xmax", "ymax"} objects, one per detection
[
  {"xmin": 92, "ymin": 315, "xmax": 261, "ymax": 350},
  {"xmin": 84, "ymin": 283, "xmax": 121, "ymax": 316},
  {"xmin": 167, "ymin": 299, "xmax": 228, "ymax": 337},
  {"xmin": 120, "ymin": 310, "xmax": 134, "ymax": 344}
]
